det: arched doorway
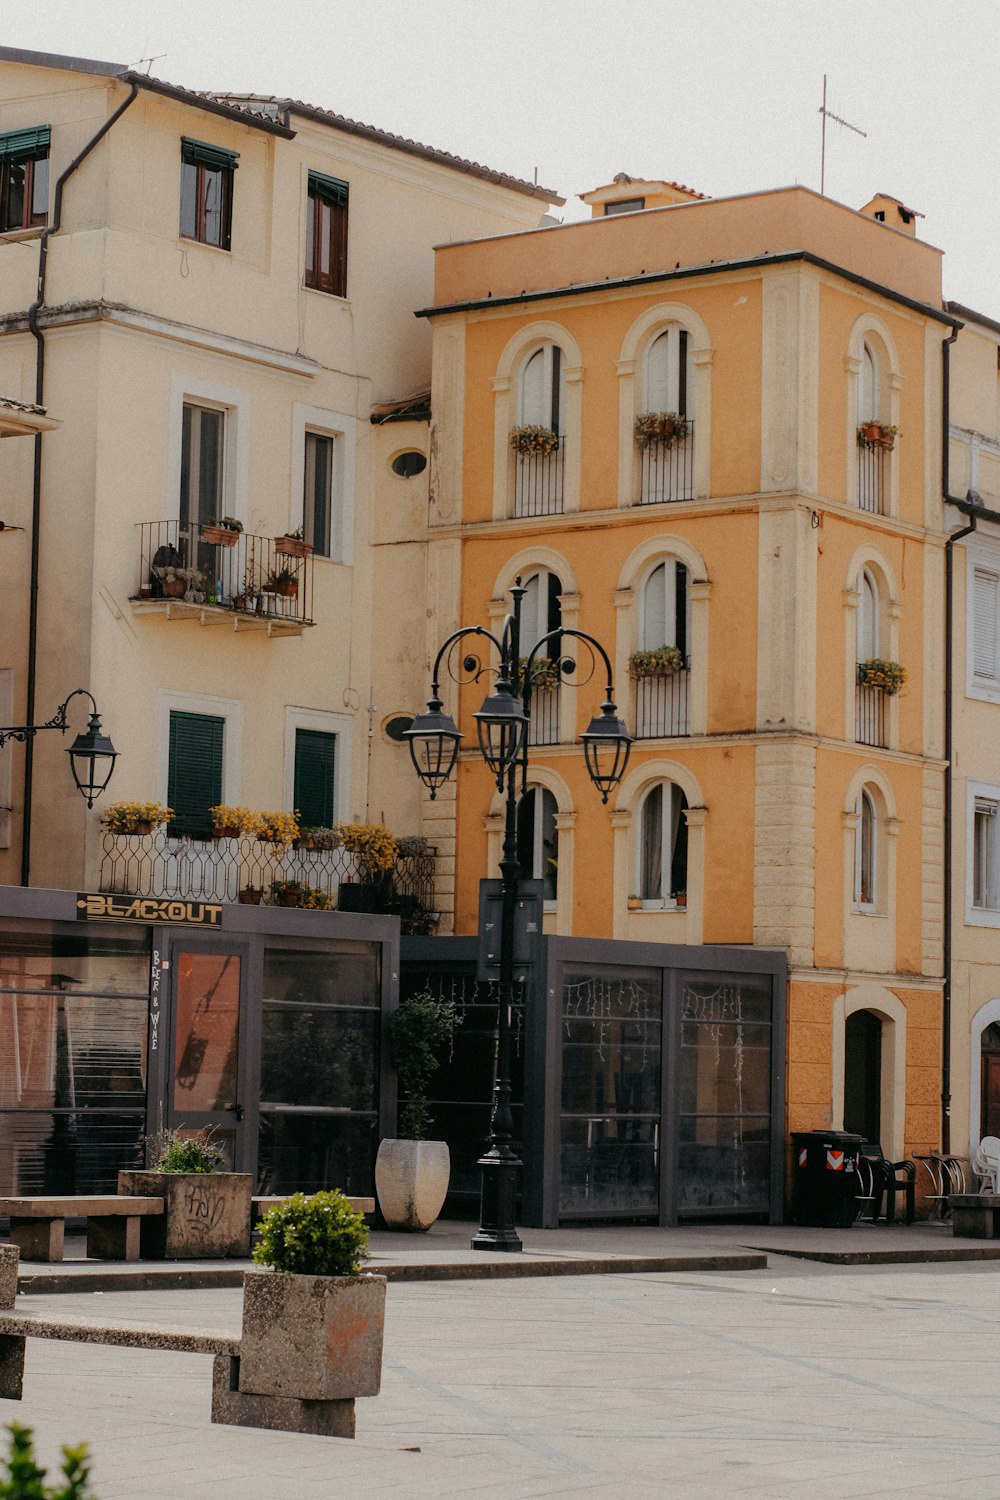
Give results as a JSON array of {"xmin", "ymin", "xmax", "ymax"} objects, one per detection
[
  {"xmin": 981, "ymin": 1023, "xmax": 1000, "ymax": 1139},
  {"xmin": 844, "ymin": 1009, "xmax": 882, "ymax": 1143}
]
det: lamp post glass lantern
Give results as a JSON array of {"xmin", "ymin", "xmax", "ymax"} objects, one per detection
[
  {"xmin": 0, "ymin": 689, "xmax": 118, "ymax": 808},
  {"xmin": 407, "ymin": 581, "xmax": 630, "ymax": 1251}
]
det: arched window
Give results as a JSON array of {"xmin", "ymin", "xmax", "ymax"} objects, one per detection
[
  {"xmin": 638, "ymin": 782, "xmax": 688, "ymax": 903},
  {"xmin": 642, "ymin": 560, "xmax": 689, "ymax": 654},
  {"xmin": 520, "ymin": 570, "xmax": 562, "ymax": 745},
  {"xmin": 517, "ymin": 787, "xmax": 558, "ymax": 901},
  {"xmin": 857, "ymin": 341, "xmax": 880, "ymax": 425},
  {"xmin": 519, "ymin": 343, "xmax": 566, "ymax": 434},
  {"xmin": 646, "ymin": 326, "xmax": 694, "ymax": 420},
  {"xmin": 856, "ymin": 568, "xmax": 880, "ymax": 662},
  {"xmin": 854, "ymin": 787, "xmax": 877, "ymax": 908}
]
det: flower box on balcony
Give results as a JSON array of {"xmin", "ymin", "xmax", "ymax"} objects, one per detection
[
  {"xmin": 857, "ymin": 658, "xmax": 907, "ymax": 695},
  {"xmin": 629, "ymin": 645, "xmax": 685, "ymax": 678},
  {"xmin": 635, "ymin": 411, "xmax": 688, "ymax": 450},
  {"xmin": 509, "ymin": 425, "xmax": 559, "ymax": 457},
  {"xmin": 856, "ymin": 422, "xmax": 897, "ymax": 450},
  {"xmin": 274, "ymin": 533, "xmax": 312, "ymax": 558},
  {"xmin": 201, "ymin": 522, "xmax": 241, "ymax": 547}
]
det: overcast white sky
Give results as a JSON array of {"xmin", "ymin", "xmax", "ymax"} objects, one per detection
[{"xmin": 10, "ymin": 0, "xmax": 1000, "ymax": 313}]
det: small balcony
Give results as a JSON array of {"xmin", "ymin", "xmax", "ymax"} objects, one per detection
[
  {"xmin": 130, "ymin": 521, "xmax": 316, "ymax": 636},
  {"xmin": 855, "ymin": 683, "xmax": 887, "ymax": 747},
  {"xmin": 98, "ymin": 830, "xmax": 437, "ymax": 930},
  {"xmin": 856, "ymin": 424, "xmax": 893, "ymax": 515},
  {"xmin": 634, "ymin": 667, "xmax": 691, "ymax": 738},
  {"xmin": 514, "ymin": 438, "xmax": 565, "ymax": 518},
  {"xmin": 527, "ymin": 683, "xmax": 560, "ymax": 746},
  {"xmin": 639, "ymin": 422, "xmax": 694, "ymax": 505}
]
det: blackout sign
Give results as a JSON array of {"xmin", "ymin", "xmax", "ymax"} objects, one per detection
[{"xmin": 76, "ymin": 893, "xmax": 224, "ymax": 927}]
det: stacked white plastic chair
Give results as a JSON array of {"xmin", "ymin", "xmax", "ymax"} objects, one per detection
[{"xmin": 972, "ymin": 1135, "xmax": 1000, "ymax": 1194}]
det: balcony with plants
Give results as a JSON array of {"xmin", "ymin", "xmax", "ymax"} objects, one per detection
[
  {"xmin": 855, "ymin": 658, "xmax": 906, "ymax": 748},
  {"xmin": 635, "ymin": 411, "xmax": 694, "ymax": 505},
  {"xmin": 509, "ymin": 425, "xmax": 565, "ymax": 518},
  {"xmin": 98, "ymin": 805, "xmax": 438, "ymax": 932},
  {"xmin": 629, "ymin": 646, "xmax": 691, "ymax": 738},
  {"xmin": 856, "ymin": 421, "xmax": 896, "ymax": 516},
  {"xmin": 131, "ymin": 519, "xmax": 316, "ymax": 635}
]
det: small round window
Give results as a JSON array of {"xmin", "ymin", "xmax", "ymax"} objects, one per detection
[
  {"xmin": 391, "ymin": 451, "xmax": 427, "ymax": 479},
  {"xmin": 384, "ymin": 714, "xmax": 415, "ymax": 743}
]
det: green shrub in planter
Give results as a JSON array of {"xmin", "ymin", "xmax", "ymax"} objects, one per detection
[
  {"xmin": 252, "ymin": 1190, "xmax": 369, "ymax": 1277},
  {"xmin": 389, "ymin": 990, "xmax": 462, "ymax": 1140},
  {"xmin": 0, "ymin": 1422, "xmax": 93, "ymax": 1500},
  {"xmin": 148, "ymin": 1127, "xmax": 227, "ymax": 1174}
]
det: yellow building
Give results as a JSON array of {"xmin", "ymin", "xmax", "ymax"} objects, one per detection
[{"xmin": 419, "ymin": 173, "xmax": 955, "ymax": 1182}]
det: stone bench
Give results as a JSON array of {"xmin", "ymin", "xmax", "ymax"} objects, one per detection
[
  {"xmin": 0, "ymin": 1244, "xmax": 357, "ymax": 1437},
  {"xmin": 251, "ymin": 1194, "xmax": 374, "ymax": 1225},
  {"xmin": 949, "ymin": 1193, "xmax": 1000, "ymax": 1238},
  {"xmin": 0, "ymin": 1196, "xmax": 164, "ymax": 1263}
]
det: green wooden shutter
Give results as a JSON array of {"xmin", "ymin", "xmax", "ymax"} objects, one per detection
[
  {"xmin": 181, "ymin": 137, "xmax": 239, "ymax": 171},
  {"xmin": 308, "ymin": 170, "xmax": 348, "ymax": 207},
  {"xmin": 293, "ymin": 729, "xmax": 336, "ymax": 829},
  {"xmin": 0, "ymin": 125, "xmax": 50, "ymax": 160},
  {"xmin": 167, "ymin": 711, "xmax": 224, "ymax": 838}
]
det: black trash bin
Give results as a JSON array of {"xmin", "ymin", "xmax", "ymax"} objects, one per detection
[{"xmin": 790, "ymin": 1131, "xmax": 864, "ymax": 1227}]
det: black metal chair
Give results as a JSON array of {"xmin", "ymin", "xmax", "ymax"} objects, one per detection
[{"xmin": 857, "ymin": 1142, "xmax": 915, "ymax": 1225}]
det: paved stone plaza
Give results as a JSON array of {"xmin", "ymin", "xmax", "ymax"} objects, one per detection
[{"xmin": 3, "ymin": 1243, "xmax": 1000, "ymax": 1498}]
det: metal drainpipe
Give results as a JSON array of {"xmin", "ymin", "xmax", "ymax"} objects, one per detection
[
  {"xmin": 941, "ymin": 319, "xmax": 973, "ymax": 1155},
  {"xmin": 20, "ymin": 78, "xmax": 139, "ymax": 886}
]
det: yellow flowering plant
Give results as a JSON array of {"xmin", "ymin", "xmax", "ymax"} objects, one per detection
[
  {"xmin": 102, "ymin": 801, "xmax": 173, "ymax": 835},
  {"xmin": 255, "ymin": 809, "xmax": 301, "ymax": 847},
  {"xmin": 333, "ymin": 821, "xmax": 399, "ymax": 877},
  {"xmin": 209, "ymin": 805, "xmax": 258, "ymax": 837}
]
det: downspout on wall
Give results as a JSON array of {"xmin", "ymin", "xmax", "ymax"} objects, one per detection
[
  {"xmin": 20, "ymin": 77, "xmax": 138, "ymax": 886},
  {"xmin": 941, "ymin": 317, "xmax": 979, "ymax": 1156}
]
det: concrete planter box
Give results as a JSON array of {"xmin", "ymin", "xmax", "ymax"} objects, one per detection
[
  {"xmin": 118, "ymin": 1170, "xmax": 252, "ymax": 1259},
  {"xmin": 375, "ymin": 1139, "xmax": 450, "ymax": 1231},
  {"xmin": 0, "ymin": 1243, "xmax": 18, "ymax": 1308},
  {"xmin": 238, "ymin": 1266, "xmax": 386, "ymax": 1401}
]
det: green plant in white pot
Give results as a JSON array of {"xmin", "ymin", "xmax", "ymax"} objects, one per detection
[
  {"xmin": 376, "ymin": 990, "xmax": 462, "ymax": 1231},
  {"xmin": 238, "ymin": 1190, "xmax": 386, "ymax": 1427}
]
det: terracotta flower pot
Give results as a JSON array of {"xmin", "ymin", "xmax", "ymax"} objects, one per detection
[
  {"xmin": 202, "ymin": 525, "xmax": 239, "ymax": 547},
  {"xmin": 273, "ymin": 578, "xmax": 299, "ymax": 599},
  {"xmin": 274, "ymin": 535, "xmax": 312, "ymax": 558},
  {"xmin": 134, "ymin": 820, "xmax": 153, "ymax": 836},
  {"xmin": 239, "ymin": 887, "xmax": 263, "ymax": 905},
  {"xmin": 162, "ymin": 577, "xmax": 186, "ymax": 598}
]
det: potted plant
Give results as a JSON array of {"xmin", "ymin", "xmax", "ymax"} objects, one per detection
[
  {"xmin": 255, "ymin": 809, "xmax": 300, "ymax": 848},
  {"xmin": 152, "ymin": 563, "xmax": 199, "ymax": 599},
  {"xmin": 674, "ymin": 890, "xmax": 687, "ymax": 908},
  {"xmin": 239, "ymin": 884, "xmax": 264, "ymax": 905},
  {"xmin": 118, "ymin": 1127, "xmax": 253, "ymax": 1259},
  {"xmin": 627, "ymin": 895, "xmax": 643, "ymax": 911},
  {"xmin": 517, "ymin": 656, "xmax": 560, "ymax": 693},
  {"xmin": 209, "ymin": 804, "xmax": 256, "ymax": 839},
  {"xmin": 239, "ymin": 1190, "xmax": 385, "ymax": 1409},
  {"xmin": 635, "ymin": 410, "xmax": 689, "ymax": 449},
  {"xmin": 266, "ymin": 566, "xmax": 299, "ymax": 599},
  {"xmin": 857, "ymin": 658, "xmax": 907, "ymax": 695},
  {"xmin": 509, "ymin": 424, "xmax": 559, "ymax": 457},
  {"xmin": 201, "ymin": 516, "xmax": 243, "ymax": 546},
  {"xmin": 857, "ymin": 421, "xmax": 898, "ymax": 450},
  {"xmin": 629, "ymin": 645, "xmax": 685, "ymax": 678},
  {"xmin": 101, "ymin": 800, "xmax": 173, "ymax": 836},
  {"xmin": 270, "ymin": 878, "xmax": 334, "ymax": 909},
  {"xmin": 375, "ymin": 989, "xmax": 462, "ymax": 1231},
  {"xmin": 395, "ymin": 833, "xmax": 429, "ymax": 859},
  {"xmin": 274, "ymin": 527, "xmax": 312, "ymax": 559},
  {"xmin": 335, "ymin": 821, "xmax": 399, "ymax": 911}
]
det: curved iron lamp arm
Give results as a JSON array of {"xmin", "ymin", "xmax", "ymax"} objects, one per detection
[{"xmin": 0, "ymin": 687, "xmax": 99, "ymax": 749}]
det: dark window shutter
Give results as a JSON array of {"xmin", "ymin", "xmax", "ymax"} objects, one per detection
[
  {"xmin": 181, "ymin": 137, "xmax": 239, "ymax": 171},
  {"xmin": 294, "ymin": 729, "xmax": 336, "ymax": 828},
  {"xmin": 167, "ymin": 712, "xmax": 224, "ymax": 838}
]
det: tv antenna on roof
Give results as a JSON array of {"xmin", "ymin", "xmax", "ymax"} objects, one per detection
[
  {"xmin": 133, "ymin": 53, "xmax": 166, "ymax": 75},
  {"xmin": 819, "ymin": 75, "xmax": 866, "ymax": 196}
]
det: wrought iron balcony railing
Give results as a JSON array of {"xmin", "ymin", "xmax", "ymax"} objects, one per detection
[
  {"xmin": 98, "ymin": 830, "xmax": 437, "ymax": 928},
  {"xmin": 513, "ymin": 438, "xmax": 565, "ymax": 517},
  {"xmin": 634, "ymin": 667, "xmax": 691, "ymax": 738},
  {"xmin": 855, "ymin": 683, "xmax": 887, "ymax": 748},
  {"xmin": 857, "ymin": 441, "xmax": 889, "ymax": 515},
  {"xmin": 131, "ymin": 521, "xmax": 316, "ymax": 634},
  {"xmin": 639, "ymin": 423, "xmax": 694, "ymax": 505}
]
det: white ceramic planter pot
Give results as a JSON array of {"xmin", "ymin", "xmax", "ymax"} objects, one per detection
[
  {"xmin": 375, "ymin": 1139, "xmax": 450, "ymax": 1231},
  {"xmin": 239, "ymin": 1266, "xmax": 386, "ymax": 1401}
]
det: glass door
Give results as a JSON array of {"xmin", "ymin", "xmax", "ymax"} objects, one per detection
[{"xmin": 164, "ymin": 935, "xmax": 251, "ymax": 1170}]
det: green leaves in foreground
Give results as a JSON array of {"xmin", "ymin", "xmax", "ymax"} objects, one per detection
[{"xmin": 0, "ymin": 1423, "xmax": 94, "ymax": 1500}]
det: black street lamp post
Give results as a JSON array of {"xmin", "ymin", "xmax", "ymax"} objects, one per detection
[
  {"xmin": 407, "ymin": 580, "xmax": 630, "ymax": 1251},
  {"xmin": 0, "ymin": 688, "xmax": 118, "ymax": 807}
]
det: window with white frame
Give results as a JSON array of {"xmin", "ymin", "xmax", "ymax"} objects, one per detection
[
  {"xmin": 856, "ymin": 568, "xmax": 880, "ymax": 663},
  {"xmin": 520, "ymin": 570, "xmax": 562, "ymax": 654},
  {"xmin": 974, "ymin": 796, "xmax": 1000, "ymax": 911},
  {"xmin": 516, "ymin": 787, "xmax": 558, "ymax": 901},
  {"xmin": 645, "ymin": 325, "xmax": 694, "ymax": 421},
  {"xmin": 854, "ymin": 787, "xmax": 877, "ymax": 909},
  {"xmin": 303, "ymin": 431, "xmax": 335, "ymax": 558},
  {"xmin": 642, "ymin": 560, "xmax": 689, "ymax": 654},
  {"xmin": 972, "ymin": 564, "xmax": 1000, "ymax": 686},
  {"xmin": 180, "ymin": 402, "xmax": 225, "ymax": 533},
  {"xmin": 519, "ymin": 344, "xmax": 565, "ymax": 434},
  {"xmin": 638, "ymin": 781, "xmax": 688, "ymax": 903},
  {"xmin": 857, "ymin": 341, "xmax": 880, "ymax": 425}
]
